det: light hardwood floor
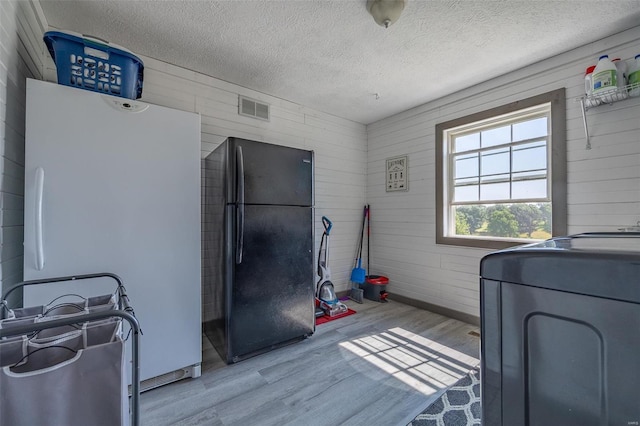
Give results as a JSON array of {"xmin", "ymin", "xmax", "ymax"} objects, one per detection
[{"xmin": 140, "ymin": 299, "xmax": 480, "ymax": 426}]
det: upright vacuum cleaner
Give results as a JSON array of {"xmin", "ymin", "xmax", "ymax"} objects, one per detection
[{"xmin": 316, "ymin": 216, "xmax": 348, "ymax": 317}]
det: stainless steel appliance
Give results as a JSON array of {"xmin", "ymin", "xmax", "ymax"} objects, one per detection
[{"xmin": 203, "ymin": 137, "xmax": 315, "ymax": 363}]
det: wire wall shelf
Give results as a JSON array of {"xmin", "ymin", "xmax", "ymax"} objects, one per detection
[{"xmin": 577, "ymin": 82, "xmax": 640, "ymax": 150}]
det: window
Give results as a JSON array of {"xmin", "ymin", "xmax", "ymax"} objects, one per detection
[{"xmin": 436, "ymin": 89, "xmax": 566, "ymax": 249}]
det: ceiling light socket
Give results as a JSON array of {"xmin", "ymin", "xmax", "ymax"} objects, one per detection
[{"xmin": 367, "ymin": 0, "xmax": 406, "ymax": 28}]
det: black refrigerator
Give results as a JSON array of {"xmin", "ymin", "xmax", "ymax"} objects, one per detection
[{"xmin": 203, "ymin": 137, "xmax": 315, "ymax": 363}]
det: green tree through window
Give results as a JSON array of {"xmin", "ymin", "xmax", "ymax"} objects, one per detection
[{"xmin": 486, "ymin": 208, "xmax": 519, "ymax": 238}]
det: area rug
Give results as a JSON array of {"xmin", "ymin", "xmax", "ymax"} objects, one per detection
[
  {"xmin": 315, "ymin": 308, "xmax": 356, "ymax": 325},
  {"xmin": 408, "ymin": 368, "xmax": 481, "ymax": 426}
]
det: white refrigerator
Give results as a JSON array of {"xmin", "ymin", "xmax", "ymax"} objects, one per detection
[{"xmin": 23, "ymin": 78, "xmax": 202, "ymax": 387}]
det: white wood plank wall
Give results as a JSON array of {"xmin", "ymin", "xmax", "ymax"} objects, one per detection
[
  {"xmin": 366, "ymin": 26, "xmax": 640, "ymax": 318},
  {"xmin": 0, "ymin": 0, "xmax": 47, "ymax": 303}
]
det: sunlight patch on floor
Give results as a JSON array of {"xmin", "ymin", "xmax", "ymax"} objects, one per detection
[{"xmin": 339, "ymin": 327, "xmax": 479, "ymax": 395}]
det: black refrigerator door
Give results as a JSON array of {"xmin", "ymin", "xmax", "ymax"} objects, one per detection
[
  {"xmin": 228, "ymin": 138, "xmax": 313, "ymax": 206},
  {"xmin": 228, "ymin": 204, "xmax": 314, "ymax": 361}
]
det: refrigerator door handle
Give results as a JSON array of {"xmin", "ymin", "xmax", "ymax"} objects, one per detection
[
  {"xmin": 236, "ymin": 146, "xmax": 245, "ymax": 264},
  {"xmin": 35, "ymin": 167, "xmax": 45, "ymax": 270}
]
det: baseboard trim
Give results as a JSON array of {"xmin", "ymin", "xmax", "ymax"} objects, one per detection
[{"xmin": 389, "ymin": 293, "xmax": 480, "ymax": 326}]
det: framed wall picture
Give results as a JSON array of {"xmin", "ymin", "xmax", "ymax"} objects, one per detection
[{"xmin": 386, "ymin": 155, "xmax": 408, "ymax": 192}]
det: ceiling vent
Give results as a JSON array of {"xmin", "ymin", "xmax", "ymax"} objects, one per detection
[{"xmin": 239, "ymin": 96, "xmax": 270, "ymax": 121}]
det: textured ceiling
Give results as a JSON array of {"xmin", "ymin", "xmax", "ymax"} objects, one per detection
[{"xmin": 39, "ymin": 0, "xmax": 640, "ymax": 124}]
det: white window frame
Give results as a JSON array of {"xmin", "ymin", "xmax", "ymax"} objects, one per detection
[{"xmin": 435, "ymin": 89, "xmax": 567, "ymax": 249}]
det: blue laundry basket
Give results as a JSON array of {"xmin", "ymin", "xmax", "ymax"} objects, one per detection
[{"xmin": 43, "ymin": 30, "xmax": 144, "ymax": 99}]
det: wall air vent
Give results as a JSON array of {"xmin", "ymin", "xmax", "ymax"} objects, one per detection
[{"xmin": 238, "ymin": 96, "xmax": 270, "ymax": 121}]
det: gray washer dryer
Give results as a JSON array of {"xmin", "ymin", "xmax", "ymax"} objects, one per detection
[{"xmin": 480, "ymin": 233, "xmax": 640, "ymax": 426}]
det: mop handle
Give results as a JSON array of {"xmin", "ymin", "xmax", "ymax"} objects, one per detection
[
  {"xmin": 322, "ymin": 216, "xmax": 332, "ymax": 235},
  {"xmin": 367, "ymin": 204, "xmax": 370, "ymax": 275}
]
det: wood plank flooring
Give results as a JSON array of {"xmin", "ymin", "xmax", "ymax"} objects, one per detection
[{"xmin": 140, "ymin": 299, "xmax": 480, "ymax": 426}]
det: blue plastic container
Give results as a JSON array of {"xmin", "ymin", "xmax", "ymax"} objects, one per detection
[{"xmin": 43, "ymin": 30, "xmax": 144, "ymax": 99}]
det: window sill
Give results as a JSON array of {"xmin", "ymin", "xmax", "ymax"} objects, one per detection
[{"xmin": 436, "ymin": 235, "xmax": 540, "ymax": 250}]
